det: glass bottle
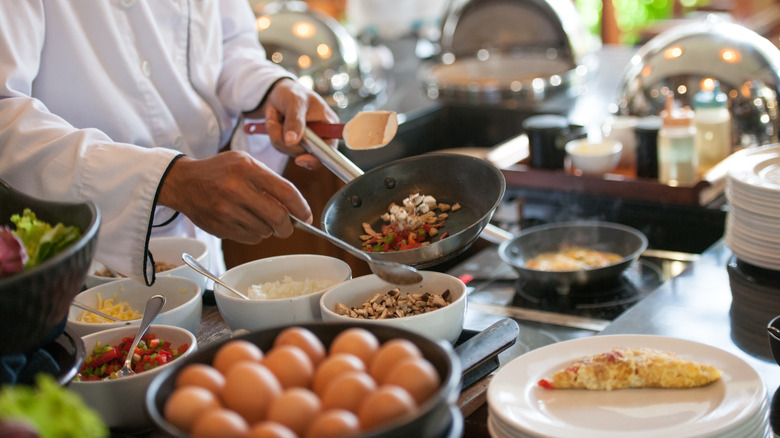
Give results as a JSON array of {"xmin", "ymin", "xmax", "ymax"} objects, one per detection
[
  {"xmin": 658, "ymin": 96, "xmax": 697, "ymax": 186},
  {"xmin": 693, "ymin": 80, "xmax": 732, "ymax": 173}
]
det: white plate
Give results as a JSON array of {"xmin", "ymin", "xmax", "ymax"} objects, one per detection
[
  {"xmin": 728, "ymin": 144, "xmax": 780, "ymax": 193},
  {"xmin": 487, "ymin": 335, "xmax": 766, "ymax": 438}
]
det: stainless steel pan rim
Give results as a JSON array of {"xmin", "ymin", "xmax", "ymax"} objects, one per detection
[{"xmin": 320, "ymin": 152, "xmax": 506, "ymax": 269}]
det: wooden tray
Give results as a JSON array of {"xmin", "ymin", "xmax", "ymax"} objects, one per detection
[{"xmin": 482, "ymin": 134, "xmax": 736, "ymax": 206}]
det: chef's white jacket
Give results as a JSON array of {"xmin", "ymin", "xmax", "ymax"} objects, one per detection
[{"xmin": 0, "ymin": 0, "xmax": 295, "ymax": 285}]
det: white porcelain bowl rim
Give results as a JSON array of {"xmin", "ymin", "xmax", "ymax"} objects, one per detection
[{"xmin": 215, "ymin": 254, "xmax": 352, "ymax": 303}]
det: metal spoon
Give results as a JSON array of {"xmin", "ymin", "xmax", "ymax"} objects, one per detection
[
  {"xmin": 70, "ymin": 301, "xmax": 127, "ymax": 323},
  {"xmin": 113, "ymin": 294, "xmax": 166, "ymax": 379},
  {"xmin": 290, "ymin": 215, "xmax": 423, "ymax": 285},
  {"xmin": 181, "ymin": 253, "xmax": 250, "ymax": 300}
]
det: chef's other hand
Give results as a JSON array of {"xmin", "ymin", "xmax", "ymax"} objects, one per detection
[
  {"xmin": 247, "ymin": 78, "xmax": 339, "ymax": 170},
  {"xmin": 158, "ymin": 151, "xmax": 312, "ymax": 243}
]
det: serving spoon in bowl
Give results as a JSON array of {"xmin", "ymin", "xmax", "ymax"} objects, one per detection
[
  {"xmin": 113, "ymin": 294, "xmax": 166, "ymax": 379},
  {"xmin": 181, "ymin": 253, "xmax": 250, "ymax": 300},
  {"xmin": 289, "ymin": 215, "xmax": 422, "ymax": 285},
  {"xmin": 70, "ymin": 301, "xmax": 126, "ymax": 323}
]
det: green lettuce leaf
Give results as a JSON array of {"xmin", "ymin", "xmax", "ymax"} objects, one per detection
[
  {"xmin": 0, "ymin": 374, "xmax": 108, "ymax": 438},
  {"xmin": 10, "ymin": 209, "xmax": 82, "ymax": 268}
]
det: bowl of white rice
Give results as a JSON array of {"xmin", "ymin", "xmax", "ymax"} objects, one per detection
[{"xmin": 213, "ymin": 254, "xmax": 352, "ymax": 332}]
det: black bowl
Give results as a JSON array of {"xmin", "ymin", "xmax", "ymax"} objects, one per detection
[
  {"xmin": 498, "ymin": 220, "xmax": 648, "ymax": 292},
  {"xmin": 0, "ymin": 179, "xmax": 100, "ymax": 355},
  {"xmin": 769, "ymin": 315, "xmax": 780, "ymax": 367},
  {"xmin": 146, "ymin": 322, "xmax": 462, "ymax": 438}
]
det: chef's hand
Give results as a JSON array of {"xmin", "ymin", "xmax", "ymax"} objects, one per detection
[
  {"xmin": 245, "ymin": 78, "xmax": 339, "ymax": 170},
  {"xmin": 158, "ymin": 151, "xmax": 312, "ymax": 243}
]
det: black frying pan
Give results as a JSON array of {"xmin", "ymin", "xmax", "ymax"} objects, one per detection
[{"xmin": 319, "ymin": 152, "xmax": 506, "ymax": 269}]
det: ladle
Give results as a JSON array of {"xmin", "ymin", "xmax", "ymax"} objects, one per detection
[
  {"xmin": 71, "ymin": 301, "xmax": 126, "ymax": 323},
  {"xmin": 245, "ymin": 110, "xmax": 397, "ymax": 151},
  {"xmin": 181, "ymin": 253, "xmax": 250, "ymax": 300},
  {"xmin": 290, "ymin": 215, "xmax": 422, "ymax": 285},
  {"xmin": 113, "ymin": 294, "xmax": 166, "ymax": 379}
]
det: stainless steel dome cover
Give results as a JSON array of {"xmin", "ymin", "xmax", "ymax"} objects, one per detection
[
  {"xmin": 614, "ymin": 18, "xmax": 780, "ymax": 147},
  {"xmin": 420, "ymin": 0, "xmax": 597, "ymax": 109},
  {"xmin": 256, "ymin": 1, "xmax": 383, "ymax": 109}
]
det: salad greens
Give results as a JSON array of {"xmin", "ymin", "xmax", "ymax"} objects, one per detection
[
  {"xmin": 0, "ymin": 374, "xmax": 107, "ymax": 438},
  {"xmin": 10, "ymin": 209, "xmax": 82, "ymax": 269}
]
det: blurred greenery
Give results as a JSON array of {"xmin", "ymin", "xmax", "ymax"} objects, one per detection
[{"xmin": 575, "ymin": 0, "xmax": 713, "ymax": 45}]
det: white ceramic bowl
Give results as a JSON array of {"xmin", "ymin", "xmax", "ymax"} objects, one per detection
[
  {"xmin": 565, "ymin": 138, "xmax": 623, "ymax": 175},
  {"xmin": 214, "ymin": 254, "xmax": 352, "ymax": 332},
  {"xmin": 320, "ymin": 271, "xmax": 467, "ymax": 344},
  {"xmin": 69, "ymin": 324, "xmax": 197, "ymax": 431},
  {"xmin": 85, "ymin": 236, "xmax": 209, "ymax": 292},
  {"xmin": 67, "ymin": 277, "xmax": 202, "ymax": 338}
]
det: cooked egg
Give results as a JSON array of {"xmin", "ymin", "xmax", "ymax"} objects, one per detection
[
  {"xmin": 266, "ymin": 387, "xmax": 321, "ymax": 436},
  {"xmin": 273, "ymin": 326, "xmax": 327, "ymax": 366},
  {"xmin": 247, "ymin": 421, "xmax": 298, "ymax": 438},
  {"xmin": 384, "ymin": 357, "xmax": 440, "ymax": 405},
  {"xmin": 305, "ymin": 409, "xmax": 361, "ymax": 438},
  {"xmin": 312, "ymin": 353, "xmax": 366, "ymax": 396},
  {"xmin": 262, "ymin": 344, "xmax": 315, "ymax": 389},
  {"xmin": 175, "ymin": 363, "xmax": 226, "ymax": 397},
  {"xmin": 212, "ymin": 339, "xmax": 264, "ymax": 374},
  {"xmin": 222, "ymin": 361, "xmax": 282, "ymax": 423},
  {"xmin": 329, "ymin": 327, "xmax": 379, "ymax": 368},
  {"xmin": 190, "ymin": 408, "xmax": 250, "ymax": 438},
  {"xmin": 357, "ymin": 385, "xmax": 416, "ymax": 431},
  {"xmin": 320, "ymin": 370, "xmax": 377, "ymax": 413},
  {"xmin": 369, "ymin": 338, "xmax": 423, "ymax": 384},
  {"xmin": 163, "ymin": 386, "xmax": 221, "ymax": 433}
]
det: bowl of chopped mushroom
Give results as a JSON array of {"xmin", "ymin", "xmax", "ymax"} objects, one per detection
[{"xmin": 319, "ymin": 271, "xmax": 467, "ymax": 344}]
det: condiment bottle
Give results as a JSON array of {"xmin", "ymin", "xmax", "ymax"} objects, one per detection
[
  {"xmin": 693, "ymin": 80, "xmax": 732, "ymax": 173},
  {"xmin": 634, "ymin": 116, "xmax": 662, "ymax": 179},
  {"xmin": 658, "ymin": 95, "xmax": 697, "ymax": 186}
]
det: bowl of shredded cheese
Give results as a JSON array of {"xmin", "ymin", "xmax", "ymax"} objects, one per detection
[
  {"xmin": 66, "ymin": 276, "xmax": 203, "ymax": 338},
  {"xmin": 214, "ymin": 254, "xmax": 352, "ymax": 332}
]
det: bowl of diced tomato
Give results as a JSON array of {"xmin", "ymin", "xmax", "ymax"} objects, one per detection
[{"xmin": 69, "ymin": 324, "xmax": 197, "ymax": 432}]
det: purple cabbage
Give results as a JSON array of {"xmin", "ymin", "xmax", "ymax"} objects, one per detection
[{"xmin": 0, "ymin": 226, "xmax": 28, "ymax": 278}]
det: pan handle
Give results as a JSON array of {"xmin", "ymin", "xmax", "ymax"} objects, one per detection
[
  {"xmin": 480, "ymin": 223, "xmax": 514, "ymax": 244},
  {"xmin": 302, "ymin": 127, "xmax": 363, "ymax": 182}
]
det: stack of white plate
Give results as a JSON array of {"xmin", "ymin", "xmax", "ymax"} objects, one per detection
[
  {"xmin": 486, "ymin": 335, "xmax": 772, "ymax": 438},
  {"xmin": 725, "ymin": 145, "xmax": 780, "ymax": 271}
]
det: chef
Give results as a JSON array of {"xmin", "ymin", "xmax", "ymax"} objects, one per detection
[{"xmin": 0, "ymin": 0, "xmax": 338, "ymax": 285}]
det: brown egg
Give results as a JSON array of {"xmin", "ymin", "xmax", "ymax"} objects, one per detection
[
  {"xmin": 305, "ymin": 409, "xmax": 361, "ymax": 438},
  {"xmin": 369, "ymin": 339, "xmax": 423, "ymax": 384},
  {"xmin": 320, "ymin": 371, "xmax": 377, "ymax": 414},
  {"xmin": 212, "ymin": 340, "xmax": 263, "ymax": 375},
  {"xmin": 266, "ymin": 387, "xmax": 321, "ymax": 437},
  {"xmin": 357, "ymin": 385, "xmax": 416, "ymax": 431},
  {"xmin": 262, "ymin": 344, "xmax": 315, "ymax": 389},
  {"xmin": 190, "ymin": 408, "xmax": 249, "ymax": 438},
  {"xmin": 222, "ymin": 361, "xmax": 282, "ymax": 423},
  {"xmin": 329, "ymin": 327, "xmax": 379, "ymax": 368},
  {"xmin": 384, "ymin": 357, "xmax": 440, "ymax": 405},
  {"xmin": 247, "ymin": 421, "xmax": 297, "ymax": 438},
  {"xmin": 175, "ymin": 363, "xmax": 226, "ymax": 396},
  {"xmin": 312, "ymin": 352, "xmax": 366, "ymax": 396},
  {"xmin": 163, "ymin": 386, "xmax": 221, "ymax": 433},
  {"xmin": 273, "ymin": 326, "xmax": 327, "ymax": 366}
]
